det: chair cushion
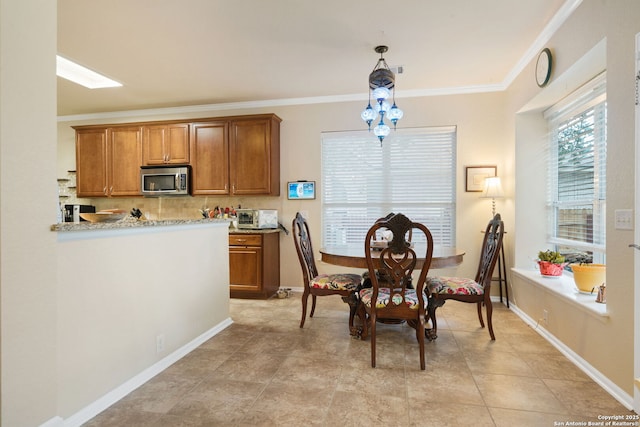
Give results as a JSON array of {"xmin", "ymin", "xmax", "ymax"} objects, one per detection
[
  {"xmin": 427, "ymin": 276, "xmax": 484, "ymax": 296},
  {"xmin": 359, "ymin": 287, "xmax": 426, "ymax": 309},
  {"xmin": 310, "ymin": 273, "xmax": 361, "ymax": 291}
]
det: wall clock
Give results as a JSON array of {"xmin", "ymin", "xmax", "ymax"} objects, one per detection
[{"xmin": 535, "ymin": 48, "xmax": 552, "ymax": 87}]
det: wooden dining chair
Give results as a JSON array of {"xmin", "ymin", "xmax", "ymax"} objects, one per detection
[
  {"xmin": 426, "ymin": 213, "xmax": 504, "ymax": 340},
  {"xmin": 359, "ymin": 213, "xmax": 433, "ymax": 370},
  {"xmin": 292, "ymin": 212, "xmax": 362, "ymax": 333}
]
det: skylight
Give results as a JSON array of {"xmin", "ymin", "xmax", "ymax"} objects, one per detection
[{"xmin": 56, "ymin": 55, "xmax": 122, "ymax": 89}]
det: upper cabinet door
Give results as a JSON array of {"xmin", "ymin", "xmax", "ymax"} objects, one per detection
[
  {"xmin": 143, "ymin": 123, "xmax": 189, "ymax": 165},
  {"xmin": 190, "ymin": 122, "xmax": 229, "ymax": 195},
  {"xmin": 229, "ymin": 115, "xmax": 280, "ymax": 196},
  {"xmin": 76, "ymin": 128, "xmax": 108, "ymax": 197},
  {"xmin": 108, "ymin": 127, "xmax": 142, "ymax": 196}
]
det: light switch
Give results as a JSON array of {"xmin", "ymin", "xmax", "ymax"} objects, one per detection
[{"xmin": 614, "ymin": 209, "xmax": 633, "ymax": 230}]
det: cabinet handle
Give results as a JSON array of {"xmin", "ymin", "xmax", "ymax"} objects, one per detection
[
  {"xmin": 103, "ymin": 186, "xmax": 107, "ymax": 195},
  {"xmin": 109, "ymin": 186, "xmax": 113, "ymax": 194},
  {"xmin": 235, "ymin": 239, "xmax": 247, "ymax": 243}
]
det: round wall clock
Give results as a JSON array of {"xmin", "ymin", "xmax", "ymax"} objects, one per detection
[{"xmin": 535, "ymin": 48, "xmax": 552, "ymax": 87}]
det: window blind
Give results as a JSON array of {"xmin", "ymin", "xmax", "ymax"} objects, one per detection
[
  {"xmin": 544, "ymin": 72, "xmax": 606, "ymax": 262},
  {"xmin": 321, "ymin": 126, "xmax": 456, "ymax": 247}
]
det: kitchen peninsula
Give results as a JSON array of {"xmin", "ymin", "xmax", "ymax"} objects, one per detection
[{"xmin": 51, "ymin": 218, "xmax": 231, "ymax": 421}]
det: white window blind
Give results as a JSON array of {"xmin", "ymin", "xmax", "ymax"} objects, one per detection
[
  {"xmin": 544, "ymin": 72, "xmax": 606, "ymax": 263},
  {"xmin": 321, "ymin": 127, "xmax": 456, "ymax": 247}
]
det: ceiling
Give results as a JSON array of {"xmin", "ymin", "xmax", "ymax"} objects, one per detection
[{"xmin": 57, "ymin": 0, "xmax": 572, "ymax": 117}]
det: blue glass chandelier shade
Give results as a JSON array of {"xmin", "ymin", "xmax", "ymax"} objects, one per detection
[{"xmin": 361, "ymin": 46, "xmax": 403, "ymax": 143}]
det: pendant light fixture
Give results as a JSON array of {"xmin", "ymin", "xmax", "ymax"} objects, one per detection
[{"xmin": 361, "ymin": 45, "xmax": 403, "ymax": 144}]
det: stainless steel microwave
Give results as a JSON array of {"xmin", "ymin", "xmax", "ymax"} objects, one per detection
[{"xmin": 140, "ymin": 165, "xmax": 190, "ymax": 196}]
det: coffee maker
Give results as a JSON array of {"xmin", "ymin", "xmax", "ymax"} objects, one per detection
[{"xmin": 63, "ymin": 204, "xmax": 95, "ymax": 223}]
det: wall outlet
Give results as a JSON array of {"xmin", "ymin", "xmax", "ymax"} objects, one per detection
[
  {"xmin": 542, "ymin": 309, "xmax": 548, "ymax": 325},
  {"xmin": 156, "ymin": 334, "xmax": 165, "ymax": 353}
]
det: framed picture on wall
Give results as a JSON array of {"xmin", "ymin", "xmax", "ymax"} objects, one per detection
[
  {"xmin": 465, "ymin": 166, "xmax": 497, "ymax": 192},
  {"xmin": 287, "ymin": 181, "xmax": 316, "ymax": 200}
]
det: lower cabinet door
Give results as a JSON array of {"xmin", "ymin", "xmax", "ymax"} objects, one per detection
[{"xmin": 229, "ymin": 246, "xmax": 262, "ymax": 294}]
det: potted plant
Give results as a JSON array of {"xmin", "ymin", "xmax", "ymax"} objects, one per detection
[
  {"xmin": 537, "ymin": 250, "xmax": 568, "ymax": 276},
  {"xmin": 570, "ymin": 263, "xmax": 606, "ymax": 293}
]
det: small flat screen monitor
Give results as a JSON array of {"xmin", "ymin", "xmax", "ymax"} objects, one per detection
[{"xmin": 288, "ymin": 181, "xmax": 316, "ymax": 200}]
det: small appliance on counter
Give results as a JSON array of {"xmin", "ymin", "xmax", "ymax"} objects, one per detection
[
  {"xmin": 236, "ymin": 209, "xmax": 278, "ymax": 229},
  {"xmin": 64, "ymin": 204, "xmax": 96, "ymax": 223}
]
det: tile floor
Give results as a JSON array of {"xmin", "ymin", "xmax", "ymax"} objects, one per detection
[{"xmin": 84, "ymin": 294, "xmax": 634, "ymax": 426}]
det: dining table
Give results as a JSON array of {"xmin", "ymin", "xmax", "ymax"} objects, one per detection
[
  {"xmin": 319, "ymin": 244, "xmax": 465, "ymax": 270},
  {"xmin": 319, "ymin": 244, "xmax": 465, "ymax": 339}
]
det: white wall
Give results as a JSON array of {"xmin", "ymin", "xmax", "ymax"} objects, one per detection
[
  {"xmin": 510, "ymin": 0, "xmax": 639, "ymax": 397},
  {"xmin": 56, "ymin": 223, "xmax": 230, "ymax": 419},
  {"xmin": 0, "ymin": 1, "xmax": 59, "ymax": 426}
]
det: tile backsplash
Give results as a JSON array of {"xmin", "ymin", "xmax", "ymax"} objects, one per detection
[{"xmin": 90, "ymin": 196, "xmax": 283, "ymax": 220}]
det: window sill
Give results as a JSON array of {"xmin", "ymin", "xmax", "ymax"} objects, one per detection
[{"xmin": 511, "ymin": 268, "xmax": 609, "ymax": 319}]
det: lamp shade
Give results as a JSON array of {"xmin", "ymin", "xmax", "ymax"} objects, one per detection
[{"xmin": 481, "ymin": 176, "xmax": 504, "ymax": 199}]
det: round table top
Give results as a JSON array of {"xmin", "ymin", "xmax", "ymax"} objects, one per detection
[{"xmin": 319, "ymin": 245, "xmax": 465, "ymax": 269}]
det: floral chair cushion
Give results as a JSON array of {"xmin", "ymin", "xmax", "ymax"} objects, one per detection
[
  {"xmin": 359, "ymin": 287, "xmax": 427, "ymax": 309},
  {"xmin": 310, "ymin": 273, "xmax": 361, "ymax": 291},
  {"xmin": 427, "ymin": 276, "xmax": 484, "ymax": 296}
]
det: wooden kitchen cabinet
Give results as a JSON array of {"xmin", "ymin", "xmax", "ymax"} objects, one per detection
[
  {"xmin": 74, "ymin": 113, "xmax": 280, "ymax": 197},
  {"xmin": 190, "ymin": 121, "xmax": 229, "ymax": 195},
  {"xmin": 190, "ymin": 114, "xmax": 281, "ymax": 196},
  {"xmin": 229, "ymin": 232, "xmax": 280, "ymax": 299},
  {"xmin": 75, "ymin": 126, "xmax": 143, "ymax": 197},
  {"xmin": 143, "ymin": 123, "xmax": 189, "ymax": 165},
  {"xmin": 229, "ymin": 115, "xmax": 281, "ymax": 196}
]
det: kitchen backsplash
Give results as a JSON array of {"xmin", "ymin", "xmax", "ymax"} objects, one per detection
[{"xmin": 90, "ymin": 196, "xmax": 283, "ymax": 221}]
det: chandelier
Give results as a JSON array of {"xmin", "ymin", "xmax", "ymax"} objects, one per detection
[{"xmin": 361, "ymin": 45, "xmax": 403, "ymax": 143}]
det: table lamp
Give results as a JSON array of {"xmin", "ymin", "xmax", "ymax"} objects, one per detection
[{"xmin": 481, "ymin": 176, "xmax": 504, "ymax": 216}]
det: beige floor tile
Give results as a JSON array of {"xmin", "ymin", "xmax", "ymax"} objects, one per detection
[
  {"xmin": 81, "ymin": 294, "xmax": 633, "ymax": 426},
  {"xmin": 214, "ymin": 351, "xmax": 284, "ymax": 383},
  {"xmin": 237, "ymin": 382, "xmax": 331, "ymax": 426},
  {"xmin": 410, "ymin": 401, "xmax": 495, "ymax": 427},
  {"xmin": 116, "ymin": 372, "xmax": 202, "ymax": 414},
  {"xmin": 408, "ymin": 367, "xmax": 486, "ymax": 407},
  {"xmin": 520, "ymin": 352, "xmax": 592, "ymax": 382},
  {"xmin": 324, "ymin": 390, "xmax": 409, "ymax": 426},
  {"xmin": 165, "ymin": 377, "xmax": 265, "ymax": 425},
  {"xmin": 489, "ymin": 407, "xmax": 573, "ymax": 427},
  {"xmin": 270, "ymin": 354, "xmax": 343, "ymax": 388},
  {"xmin": 464, "ymin": 350, "xmax": 537, "ymax": 377},
  {"xmin": 544, "ymin": 378, "xmax": 637, "ymax": 418},
  {"xmin": 474, "ymin": 373, "xmax": 568, "ymax": 413}
]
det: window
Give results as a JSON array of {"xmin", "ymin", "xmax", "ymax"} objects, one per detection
[
  {"xmin": 321, "ymin": 127, "xmax": 456, "ymax": 247},
  {"xmin": 545, "ymin": 72, "xmax": 606, "ymax": 264}
]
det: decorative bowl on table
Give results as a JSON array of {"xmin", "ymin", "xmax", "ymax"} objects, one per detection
[{"xmin": 80, "ymin": 210, "xmax": 127, "ymax": 223}]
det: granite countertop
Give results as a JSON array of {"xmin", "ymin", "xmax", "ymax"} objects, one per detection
[
  {"xmin": 51, "ymin": 217, "xmax": 283, "ymax": 233},
  {"xmin": 51, "ymin": 217, "xmax": 230, "ymax": 232}
]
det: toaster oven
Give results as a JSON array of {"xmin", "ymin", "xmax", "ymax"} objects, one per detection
[{"xmin": 236, "ymin": 209, "xmax": 278, "ymax": 229}]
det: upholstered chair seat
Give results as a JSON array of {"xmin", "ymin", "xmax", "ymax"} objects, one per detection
[
  {"xmin": 310, "ymin": 274, "xmax": 361, "ymax": 291},
  {"xmin": 427, "ymin": 276, "xmax": 484, "ymax": 296}
]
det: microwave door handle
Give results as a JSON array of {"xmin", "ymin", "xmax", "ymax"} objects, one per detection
[{"xmin": 175, "ymin": 173, "xmax": 180, "ymax": 190}]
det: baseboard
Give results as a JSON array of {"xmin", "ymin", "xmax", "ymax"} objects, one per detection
[
  {"xmin": 509, "ymin": 303, "xmax": 634, "ymax": 410},
  {"xmin": 60, "ymin": 317, "xmax": 233, "ymax": 427}
]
